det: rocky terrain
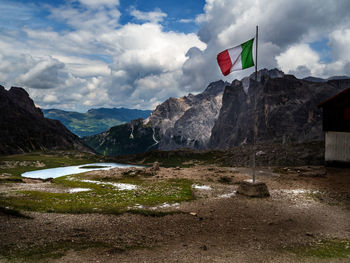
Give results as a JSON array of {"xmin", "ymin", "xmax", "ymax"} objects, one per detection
[
  {"xmin": 0, "ymin": 86, "xmax": 92, "ymax": 155},
  {"xmin": 210, "ymin": 69, "xmax": 350, "ymax": 148},
  {"xmin": 1, "ymin": 164, "xmax": 349, "ymax": 262},
  {"xmin": 146, "ymin": 80, "xmax": 227, "ymax": 150}
]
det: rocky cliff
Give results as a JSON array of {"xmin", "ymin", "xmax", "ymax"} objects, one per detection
[
  {"xmin": 0, "ymin": 86, "xmax": 92, "ymax": 155},
  {"xmin": 146, "ymin": 80, "xmax": 227, "ymax": 150},
  {"xmin": 209, "ymin": 69, "xmax": 350, "ymax": 149}
]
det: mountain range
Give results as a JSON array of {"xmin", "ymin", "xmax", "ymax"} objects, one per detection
[
  {"xmin": 0, "ymin": 86, "xmax": 91, "ymax": 155},
  {"xmin": 83, "ymin": 69, "xmax": 350, "ymax": 156},
  {"xmin": 83, "ymin": 80, "xmax": 227, "ymax": 155},
  {"xmin": 43, "ymin": 108, "xmax": 151, "ymax": 137},
  {"xmin": 2, "ymin": 69, "xmax": 349, "ymax": 158}
]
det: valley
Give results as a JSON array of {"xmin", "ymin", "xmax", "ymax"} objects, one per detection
[{"xmin": 1, "ymin": 69, "xmax": 349, "ymax": 262}]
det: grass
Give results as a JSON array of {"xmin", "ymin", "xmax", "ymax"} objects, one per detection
[
  {"xmin": 0, "ymin": 174, "xmax": 194, "ymax": 214},
  {"xmin": 0, "ymin": 240, "xmax": 112, "ymax": 262},
  {"xmin": 308, "ymin": 191, "xmax": 350, "ymax": 209},
  {"xmin": 288, "ymin": 240, "xmax": 350, "ymax": 259},
  {"xmin": 0, "ymin": 151, "xmax": 103, "ymax": 183}
]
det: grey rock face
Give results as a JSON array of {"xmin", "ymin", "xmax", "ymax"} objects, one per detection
[
  {"xmin": 147, "ymin": 80, "xmax": 227, "ymax": 150},
  {"xmin": 209, "ymin": 69, "xmax": 350, "ymax": 149}
]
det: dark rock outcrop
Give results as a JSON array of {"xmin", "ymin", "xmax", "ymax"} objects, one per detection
[
  {"xmin": 0, "ymin": 86, "xmax": 91, "ymax": 155},
  {"xmin": 209, "ymin": 69, "xmax": 350, "ymax": 149}
]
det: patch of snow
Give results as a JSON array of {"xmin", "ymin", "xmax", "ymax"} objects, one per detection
[
  {"xmin": 281, "ymin": 189, "xmax": 319, "ymax": 195},
  {"xmin": 217, "ymin": 191, "xmax": 237, "ymax": 199},
  {"xmin": 68, "ymin": 188, "xmax": 91, "ymax": 193},
  {"xmin": 80, "ymin": 179, "xmax": 137, "ymax": 190},
  {"xmin": 150, "ymin": 202, "xmax": 180, "ymax": 210},
  {"xmin": 256, "ymin": 151, "xmax": 266, "ymax": 156},
  {"xmin": 193, "ymin": 184, "xmax": 211, "ymax": 190}
]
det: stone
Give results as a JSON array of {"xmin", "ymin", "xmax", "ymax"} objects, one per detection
[
  {"xmin": 237, "ymin": 181, "xmax": 270, "ymax": 197},
  {"xmin": 151, "ymin": 161, "xmax": 160, "ymax": 171}
]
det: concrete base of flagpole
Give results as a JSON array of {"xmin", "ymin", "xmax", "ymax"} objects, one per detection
[{"xmin": 237, "ymin": 181, "xmax": 270, "ymax": 198}]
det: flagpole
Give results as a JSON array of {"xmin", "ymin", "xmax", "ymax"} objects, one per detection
[{"xmin": 252, "ymin": 25, "xmax": 258, "ymax": 183}]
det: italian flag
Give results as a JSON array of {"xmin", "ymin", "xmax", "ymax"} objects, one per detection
[{"xmin": 217, "ymin": 38, "xmax": 255, "ymax": 76}]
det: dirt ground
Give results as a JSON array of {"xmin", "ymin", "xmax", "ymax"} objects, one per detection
[{"xmin": 0, "ymin": 165, "xmax": 350, "ymax": 262}]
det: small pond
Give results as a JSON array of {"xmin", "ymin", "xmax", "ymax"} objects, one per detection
[{"xmin": 21, "ymin": 163, "xmax": 141, "ymax": 180}]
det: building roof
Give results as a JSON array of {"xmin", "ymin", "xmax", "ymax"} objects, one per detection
[{"xmin": 318, "ymin": 87, "xmax": 350, "ymax": 107}]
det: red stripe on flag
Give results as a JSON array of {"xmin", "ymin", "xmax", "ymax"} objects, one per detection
[{"xmin": 217, "ymin": 49, "xmax": 232, "ymax": 76}]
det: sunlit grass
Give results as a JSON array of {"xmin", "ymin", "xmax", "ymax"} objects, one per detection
[
  {"xmin": 287, "ymin": 240, "xmax": 350, "ymax": 259},
  {"xmin": 0, "ymin": 174, "xmax": 194, "ymax": 214}
]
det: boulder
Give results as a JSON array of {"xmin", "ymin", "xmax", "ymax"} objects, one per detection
[
  {"xmin": 237, "ymin": 181, "xmax": 270, "ymax": 197},
  {"xmin": 151, "ymin": 161, "xmax": 160, "ymax": 171}
]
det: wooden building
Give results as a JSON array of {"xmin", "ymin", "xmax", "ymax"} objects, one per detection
[{"xmin": 318, "ymin": 87, "xmax": 350, "ymax": 165}]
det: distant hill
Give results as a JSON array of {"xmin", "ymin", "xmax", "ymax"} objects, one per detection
[
  {"xmin": 43, "ymin": 108, "xmax": 152, "ymax": 137},
  {"xmin": 303, "ymin": 75, "xmax": 350, "ymax": 83},
  {"xmin": 0, "ymin": 86, "xmax": 91, "ymax": 155}
]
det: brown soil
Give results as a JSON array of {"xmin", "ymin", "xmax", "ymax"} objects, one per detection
[{"xmin": 0, "ymin": 165, "xmax": 350, "ymax": 262}]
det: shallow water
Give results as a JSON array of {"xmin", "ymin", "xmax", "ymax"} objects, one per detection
[{"xmin": 21, "ymin": 163, "xmax": 141, "ymax": 179}]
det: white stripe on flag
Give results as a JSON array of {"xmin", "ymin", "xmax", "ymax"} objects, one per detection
[{"xmin": 228, "ymin": 45, "xmax": 242, "ymax": 72}]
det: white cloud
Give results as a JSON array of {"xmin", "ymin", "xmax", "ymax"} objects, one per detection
[
  {"xmin": 130, "ymin": 7, "xmax": 167, "ymax": 23},
  {"xmin": 79, "ymin": 0, "xmax": 119, "ymax": 8},
  {"xmin": 43, "ymin": 94, "xmax": 58, "ymax": 103},
  {"xmin": 16, "ymin": 56, "xmax": 66, "ymax": 89},
  {"xmin": 179, "ymin": 18, "xmax": 194, "ymax": 24},
  {"xmin": 276, "ymin": 44, "xmax": 324, "ymax": 77},
  {"xmin": 328, "ymin": 28, "xmax": 350, "ymax": 61},
  {"xmin": 2, "ymin": 0, "xmax": 350, "ymax": 112},
  {"xmin": 181, "ymin": 0, "xmax": 350, "ymax": 89}
]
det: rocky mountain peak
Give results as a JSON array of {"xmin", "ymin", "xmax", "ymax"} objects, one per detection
[
  {"xmin": 7, "ymin": 86, "xmax": 43, "ymax": 117},
  {"xmin": 209, "ymin": 70, "xmax": 350, "ymax": 149},
  {"xmin": 148, "ymin": 80, "xmax": 227, "ymax": 150},
  {"xmin": 241, "ymin": 68, "xmax": 285, "ymax": 93},
  {"xmin": 0, "ymin": 86, "xmax": 91, "ymax": 155},
  {"xmin": 201, "ymin": 80, "xmax": 229, "ymax": 96}
]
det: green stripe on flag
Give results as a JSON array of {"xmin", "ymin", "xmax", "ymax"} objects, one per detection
[{"xmin": 241, "ymin": 38, "xmax": 254, "ymax": 69}]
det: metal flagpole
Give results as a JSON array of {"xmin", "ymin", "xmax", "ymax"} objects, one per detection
[{"xmin": 252, "ymin": 25, "xmax": 258, "ymax": 183}]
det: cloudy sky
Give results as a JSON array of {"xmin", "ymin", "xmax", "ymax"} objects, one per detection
[{"xmin": 1, "ymin": 0, "xmax": 350, "ymax": 111}]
